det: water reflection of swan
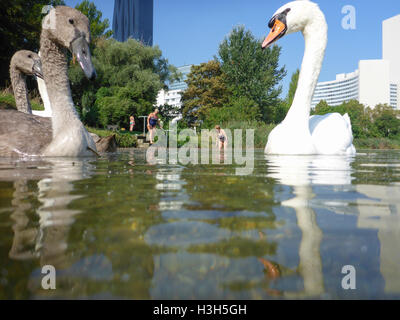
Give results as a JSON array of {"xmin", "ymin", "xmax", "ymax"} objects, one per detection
[
  {"xmin": 4, "ymin": 158, "xmax": 96, "ymax": 291},
  {"xmin": 265, "ymin": 154, "xmax": 354, "ymax": 298}
]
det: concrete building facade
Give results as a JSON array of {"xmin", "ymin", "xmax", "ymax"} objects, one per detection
[
  {"xmin": 311, "ymin": 14, "xmax": 400, "ymax": 110},
  {"xmin": 156, "ymin": 65, "xmax": 193, "ymax": 113}
]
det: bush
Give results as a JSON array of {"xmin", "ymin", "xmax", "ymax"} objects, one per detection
[
  {"xmin": 354, "ymin": 137, "xmax": 400, "ymax": 150},
  {"xmin": 87, "ymin": 127, "xmax": 137, "ymax": 148},
  {"xmin": 218, "ymin": 120, "xmax": 275, "ymax": 148}
]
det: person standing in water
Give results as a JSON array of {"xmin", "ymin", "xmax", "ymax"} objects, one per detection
[
  {"xmin": 215, "ymin": 125, "xmax": 228, "ymax": 151},
  {"xmin": 129, "ymin": 115, "xmax": 135, "ymax": 132},
  {"xmin": 147, "ymin": 109, "xmax": 160, "ymax": 145}
]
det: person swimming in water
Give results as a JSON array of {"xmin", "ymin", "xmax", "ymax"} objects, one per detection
[
  {"xmin": 147, "ymin": 109, "xmax": 160, "ymax": 144},
  {"xmin": 215, "ymin": 125, "xmax": 228, "ymax": 151}
]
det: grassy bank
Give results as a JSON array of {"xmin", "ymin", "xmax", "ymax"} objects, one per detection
[
  {"xmin": 354, "ymin": 137, "xmax": 400, "ymax": 150},
  {"xmin": 0, "ymin": 91, "xmax": 44, "ymax": 111},
  {"xmin": 87, "ymin": 127, "xmax": 138, "ymax": 148}
]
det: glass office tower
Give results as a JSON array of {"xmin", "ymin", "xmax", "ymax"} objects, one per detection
[{"xmin": 112, "ymin": 0, "xmax": 154, "ymax": 46}]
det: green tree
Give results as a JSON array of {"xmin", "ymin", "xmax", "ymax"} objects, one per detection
[
  {"xmin": 0, "ymin": 0, "xmax": 65, "ymax": 87},
  {"xmin": 370, "ymin": 104, "xmax": 400, "ymax": 138},
  {"xmin": 285, "ymin": 69, "xmax": 300, "ymax": 108},
  {"xmin": 70, "ymin": 38, "xmax": 176, "ymax": 129},
  {"xmin": 218, "ymin": 25, "xmax": 286, "ymax": 122},
  {"xmin": 75, "ymin": 0, "xmax": 113, "ymax": 43},
  {"xmin": 181, "ymin": 60, "xmax": 230, "ymax": 126}
]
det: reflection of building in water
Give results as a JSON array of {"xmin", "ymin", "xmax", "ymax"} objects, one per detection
[{"xmin": 356, "ymin": 185, "xmax": 400, "ymax": 294}]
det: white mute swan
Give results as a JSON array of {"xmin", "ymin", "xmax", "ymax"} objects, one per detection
[
  {"xmin": 263, "ymin": 0, "xmax": 356, "ymax": 155},
  {"xmin": 9, "ymin": 50, "xmax": 44, "ymax": 114},
  {"xmin": 0, "ymin": 6, "xmax": 98, "ymax": 157}
]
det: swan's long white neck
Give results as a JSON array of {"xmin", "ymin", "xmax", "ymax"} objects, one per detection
[
  {"xmin": 40, "ymin": 34, "xmax": 81, "ymax": 137},
  {"xmin": 284, "ymin": 12, "xmax": 327, "ymax": 127}
]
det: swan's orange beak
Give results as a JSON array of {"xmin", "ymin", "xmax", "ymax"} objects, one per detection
[{"xmin": 262, "ymin": 19, "xmax": 286, "ymax": 49}]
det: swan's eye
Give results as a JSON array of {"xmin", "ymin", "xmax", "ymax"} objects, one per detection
[
  {"xmin": 28, "ymin": 54, "xmax": 32, "ymax": 58},
  {"xmin": 69, "ymin": 18, "xmax": 74, "ymax": 25}
]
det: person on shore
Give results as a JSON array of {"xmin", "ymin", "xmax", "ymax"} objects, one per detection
[
  {"xmin": 130, "ymin": 115, "xmax": 135, "ymax": 132},
  {"xmin": 215, "ymin": 125, "xmax": 228, "ymax": 151},
  {"xmin": 147, "ymin": 109, "xmax": 160, "ymax": 144}
]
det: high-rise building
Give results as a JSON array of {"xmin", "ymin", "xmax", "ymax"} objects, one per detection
[
  {"xmin": 311, "ymin": 15, "xmax": 400, "ymax": 110},
  {"xmin": 156, "ymin": 65, "xmax": 193, "ymax": 113},
  {"xmin": 112, "ymin": 0, "xmax": 154, "ymax": 46}
]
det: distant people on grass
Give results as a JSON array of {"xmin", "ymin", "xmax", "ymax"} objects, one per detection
[
  {"xmin": 130, "ymin": 115, "xmax": 135, "ymax": 132},
  {"xmin": 147, "ymin": 109, "xmax": 161, "ymax": 145},
  {"xmin": 215, "ymin": 125, "xmax": 228, "ymax": 151}
]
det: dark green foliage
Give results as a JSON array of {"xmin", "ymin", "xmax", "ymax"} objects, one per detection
[
  {"xmin": 0, "ymin": 0, "xmax": 65, "ymax": 87},
  {"xmin": 181, "ymin": 61, "xmax": 230, "ymax": 126},
  {"xmin": 285, "ymin": 69, "xmax": 300, "ymax": 108},
  {"xmin": 70, "ymin": 37, "xmax": 176, "ymax": 129},
  {"xmin": 203, "ymin": 96, "xmax": 261, "ymax": 128},
  {"xmin": 313, "ymin": 100, "xmax": 400, "ymax": 140},
  {"xmin": 218, "ymin": 26, "xmax": 286, "ymax": 122},
  {"xmin": 75, "ymin": 0, "xmax": 113, "ymax": 43},
  {"xmin": 87, "ymin": 127, "xmax": 137, "ymax": 148},
  {"xmin": 181, "ymin": 26, "xmax": 286, "ymax": 127}
]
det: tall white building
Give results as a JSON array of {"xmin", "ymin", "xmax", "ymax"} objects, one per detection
[
  {"xmin": 383, "ymin": 15, "xmax": 400, "ymax": 109},
  {"xmin": 156, "ymin": 65, "xmax": 192, "ymax": 114},
  {"xmin": 311, "ymin": 15, "xmax": 400, "ymax": 110}
]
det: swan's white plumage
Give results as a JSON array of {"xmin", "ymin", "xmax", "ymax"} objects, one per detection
[
  {"xmin": 309, "ymin": 113, "xmax": 355, "ymax": 155},
  {"xmin": 33, "ymin": 51, "xmax": 53, "ymax": 118},
  {"xmin": 265, "ymin": 1, "xmax": 356, "ymax": 155},
  {"xmin": 34, "ymin": 76, "xmax": 53, "ymax": 118}
]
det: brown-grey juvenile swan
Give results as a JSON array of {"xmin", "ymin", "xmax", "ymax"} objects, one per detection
[
  {"xmin": 10, "ymin": 51, "xmax": 117, "ymax": 153},
  {"xmin": 9, "ymin": 50, "xmax": 44, "ymax": 114},
  {"xmin": 0, "ymin": 6, "xmax": 97, "ymax": 157},
  {"xmin": 263, "ymin": 0, "xmax": 356, "ymax": 155}
]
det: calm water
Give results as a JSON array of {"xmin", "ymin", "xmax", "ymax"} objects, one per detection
[{"xmin": 0, "ymin": 149, "xmax": 400, "ymax": 299}]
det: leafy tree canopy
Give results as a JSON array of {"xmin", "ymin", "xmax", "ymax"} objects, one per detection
[
  {"xmin": 218, "ymin": 25, "xmax": 286, "ymax": 122},
  {"xmin": 313, "ymin": 100, "xmax": 400, "ymax": 139},
  {"xmin": 181, "ymin": 60, "xmax": 230, "ymax": 126},
  {"xmin": 69, "ymin": 38, "xmax": 177, "ymax": 129},
  {"xmin": 0, "ymin": 0, "xmax": 65, "ymax": 87},
  {"xmin": 75, "ymin": 0, "xmax": 113, "ymax": 43}
]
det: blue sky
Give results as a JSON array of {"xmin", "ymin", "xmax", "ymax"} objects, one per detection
[{"xmin": 65, "ymin": 0, "xmax": 400, "ymax": 96}]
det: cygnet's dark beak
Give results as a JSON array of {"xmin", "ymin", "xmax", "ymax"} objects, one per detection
[
  {"xmin": 33, "ymin": 60, "xmax": 44, "ymax": 79},
  {"xmin": 70, "ymin": 36, "xmax": 96, "ymax": 80}
]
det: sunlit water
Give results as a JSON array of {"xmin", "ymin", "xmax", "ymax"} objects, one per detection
[{"xmin": 0, "ymin": 149, "xmax": 400, "ymax": 299}]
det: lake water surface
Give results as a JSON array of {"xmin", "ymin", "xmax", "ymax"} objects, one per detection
[{"xmin": 0, "ymin": 149, "xmax": 399, "ymax": 299}]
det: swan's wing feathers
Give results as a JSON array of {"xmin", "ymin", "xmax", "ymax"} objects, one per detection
[
  {"xmin": 310, "ymin": 113, "xmax": 355, "ymax": 155},
  {"xmin": 0, "ymin": 110, "xmax": 52, "ymax": 157}
]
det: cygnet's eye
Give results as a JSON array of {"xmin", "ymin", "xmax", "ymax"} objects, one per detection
[{"xmin": 69, "ymin": 18, "xmax": 74, "ymax": 25}]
